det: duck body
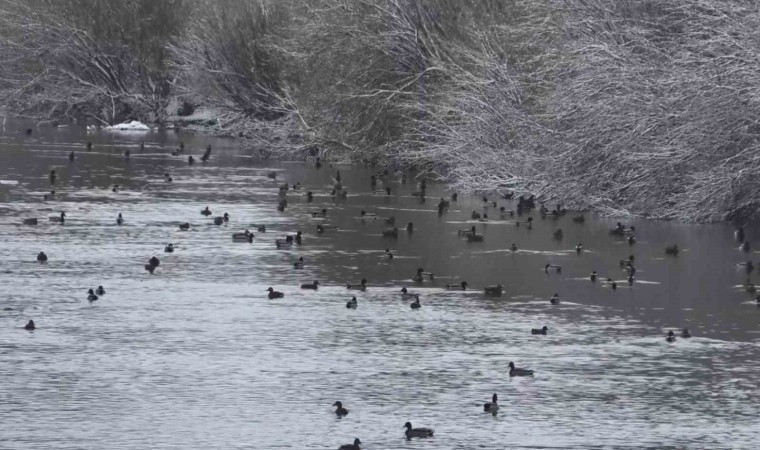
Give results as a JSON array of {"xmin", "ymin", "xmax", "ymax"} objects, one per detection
[
  {"xmin": 95, "ymin": 286, "xmax": 106, "ymax": 296},
  {"xmin": 404, "ymin": 422, "xmax": 434, "ymax": 439},
  {"xmin": 201, "ymin": 207, "xmax": 212, "ymax": 216},
  {"xmin": 23, "ymin": 218, "xmax": 38, "ymax": 225},
  {"xmin": 267, "ymin": 287, "xmax": 284, "ymax": 299},
  {"xmin": 36, "ymin": 252, "xmax": 48, "ymax": 263},
  {"xmin": 49, "ymin": 212, "xmax": 66, "ymax": 223},
  {"xmin": 301, "ymin": 281, "xmax": 320, "ymax": 290},
  {"xmin": 87, "ymin": 289, "xmax": 98, "ymax": 302},
  {"xmin": 294, "ymin": 257, "xmax": 304, "ymax": 269},
  {"xmin": 338, "ymin": 438, "xmax": 361, "ymax": 450},
  {"xmin": 484, "ymin": 284, "xmax": 503, "ymax": 296},
  {"xmin": 531, "ymin": 326, "xmax": 548, "ymax": 335},
  {"xmin": 311, "ymin": 208, "xmax": 328, "ymax": 218},
  {"xmin": 550, "ymin": 294, "xmax": 560, "ymax": 304},
  {"xmin": 666, "ymin": 331, "xmax": 676, "ymax": 343},
  {"xmin": 333, "ymin": 401, "xmax": 349, "ymax": 417},
  {"xmin": 446, "ymin": 281, "xmax": 468, "ymax": 291},
  {"xmin": 179, "ymin": 223, "xmax": 190, "ymax": 231},
  {"xmin": 664, "ymin": 244, "xmax": 679, "ymax": 255},
  {"xmin": 382, "ymin": 227, "xmax": 399, "ymax": 238},
  {"xmin": 346, "ymin": 297, "xmax": 357, "ymax": 309},
  {"xmin": 347, "ymin": 279, "xmax": 368, "ymax": 291},
  {"xmin": 116, "ymin": 213, "xmax": 124, "ymax": 225},
  {"xmin": 400, "ymin": 287, "xmax": 420, "ymax": 300},
  {"xmin": 467, "ymin": 233, "xmax": 484, "ymax": 242},
  {"xmin": 680, "ymin": 329, "xmax": 691, "ymax": 338},
  {"xmin": 483, "ymin": 394, "xmax": 499, "ymax": 413},
  {"xmin": 275, "ymin": 239, "xmax": 293, "ymax": 249},
  {"xmin": 508, "ymin": 361, "xmax": 534, "ymax": 377},
  {"xmin": 164, "ymin": 244, "xmax": 175, "ymax": 253},
  {"xmin": 410, "ymin": 298, "xmax": 421, "ymax": 309},
  {"xmin": 25, "ymin": 320, "xmax": 36, "ymax": 330}
]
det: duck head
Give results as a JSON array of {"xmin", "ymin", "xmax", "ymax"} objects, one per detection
[
  {"xmin": 266, "ymin": 287, "xmax": 275, "ymax": 292},
  {"xmin": 492, "ymin": 393, "xmax": 498, "ymax": 403},
  {"xmin": 361, "ymin": 278, "xmax": 367, "ymax": 285},
  {"xmin": 403, "ymin": 422, "xmax": 413, "ymax": 430},
  {"xmin": 88, "ymin": 289, "xmax": 95, "ymax": 294},
  {"xmin": 461, "ymin": 281, "xmax": 468, "ymax": 289},
  {"xmin": 508, "ymin": 362, "xmax": 515, "ymax": 370},
  {"xmin": 542, "ymin": 326, "xmax": 548, "ymax": 332},
  {"xmin": 401, "ymin": 287, "xmax": 408, "ymax": 293}
]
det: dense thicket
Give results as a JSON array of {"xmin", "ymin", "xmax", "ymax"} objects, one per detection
[{"xmin": 1, "ymin": 0, "xmax": 759, "ymax": 222}]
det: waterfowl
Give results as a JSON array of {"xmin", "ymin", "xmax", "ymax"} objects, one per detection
[
  {"xmin": 87, "ymin": 289, "xmax": 99, "ymax": 302},
  {"xmin": 256, "ymin": 225, "xmax": 267, "ymax": 233},
  {"xmin": 292, "ymin": 182, "xmax": 301, "ymax": 190},
  {"xmin": 575, "ymin": 243, "xmax": 583, "ymax": 254},
  {"xmin": 736, "ymin": 226, "xmax": 745, "ymax": 243},
  {"xmin": 294, "ymin": 257, "xmax": 304, "ymax": 269},
  {"xmin": 451, "ymin": 192, "xmax": 458, "ymax": 201},
  {"xmin": 112, "ymin": 184, "xmax": 121, "ymax": 193},
  {"xmin": 331, "ymin": 401, "xmax": 349, "ymax": 417},
  {"xmin": 214, "ymin": 216, "xmax": 224, "ymax": 226},
  {"xmin": 359, "ymin": 210, "xmax": 377, "ymax": 220},
  {"xmin": 484, "ymin": 284, "xmax": 503, "ymax": 296},
  {"xmin": 619, "ymin": 255, "xmax": 635, "ymax": 266},
  {"xmin": 179, "ymin": 142, "xmax": 185, "ymax": 152},
  {"xmin": 553, "ymin": 229, "xmax": 564, "ymax": 240},
  {"xmin": 666, "ymin": 330, "xmax": 676, "ymax": 343},
  {"xmin": 338, "ymin": 438, "xmax": 361, "ymax": 450},
  {"xmin": 347, "ymin": 279, "xmax": 368, "ymax": 291},
  {"xmin": 188, "ymin": 155, "xmax": 195, "ymax": 165},
  {"xmin": 741, "ymin": 241, "xmax": 751, "ymax": 252},
  {"xmin": 267, "ymin": 171, "xmax": 277, "ymax": 179},
  {"xmin": 200, "ymin": 145, "xmax": 211, "ymax": 162},
  {"xmin": 316, "ymin": 224, "xmax": 338, "ymax": 233},
  {"xmin": 467, "ymin": 233, "xmax": 484, "ymax": 242},
  {"xmin": 412, "ymin": 268, "xmax": 434, "ymax": 282},
  {"xmin": 508, "ymin": 361, "xmax": 534, "ymax": 377},
  {"xmin": 744, "ymin": 280, "xmax": 756, "ymax": 293},
  {"xmin": 23, "ymin": 218, "xmax": 38, "ymax": 225},
  {"xmin": 628, "ymin": 235, "xmax": 636, "ymax": 245},
  {"xmin": 267, "ymin": 287, "xmax": 284, "ymax": 299},
  {"xmin": 116, "ymin": 213, "xmax": 123, "ymax": 225},
  {"xmin": 201, "ymin": 207, "xmax": 212, "ymax": 216},
  {"xmin": 531, "ymin": 326, "xmax": 548, "ymax": 335},
  {"xmin": 471, "ymin": 211, "xmax": 481, "ymax": 220},
  {"xmin": 627, "ymin": 275, "xmax": 635, "ymax": 286},
  {"xmin": 301, "ymin": 280, "xmax": 320, "ymax": 290},
  {"xmin": 437, "ymin": 198, "xmax": 449, "ymax": 212},
  {"xmin": 179, "ymin": 222, "xmax": 190, "ymax": 231},
  {"xmin": 406, "ymin": 222, "xmax": 414, "ymax": 232},
  {"xmin": 385, "ymin": 248, "xmax": 394, "ymax": 260},
  {"xmin": 403, "ymin": 422, "xmax": 434, "ymax": 439},
  {"xmin": 680, "ymin": 328, "xmax": 691, "ymax": 338},
  {"xmin": 86, "ymin": 141, "xmax": 93, "ymax": 151},
  {"xmin": 164, "ymin": 173, "xmax": 173, "ymax": 182},
  {"xmin": 164, "ymin": 243, "xmax": 175, "ymax": 253},
  {"xmin": 49, "ymin": 169, "xmax": 57, "ymax": 183},
  {"xmin": 36, "ymin": 252, "xmax": 47, "ymax": 263},
  {"xmin": 25, "ymin": 320, "xmax": 36, "ymax": 330},
  {"xmin": 483, "ymin": 394, "xmax": 499, "ymax": 413},
  {"xmin": 311, "ymin": 208, "xmax": 328, "ymax": 218},
  {"xmin": 590, "ymin": 271, "xmax": 598, "ymax": 282},
  {"xmin": 610, "ymin": 280, "xmax": 618, "ymax": 290},
  {"xmin": 232, "ymin": 230, "xmax": 253, "ymax": 242},
  {"xmin": 49, "ymin": 212, "xmax": 65, "ymax": 223},
  {"xmin": 572, "ymin": 215, "xmax": 585, "ymax": 223},
  {"xmin": 275, "ymin": 239, "xmax": 293, "ymax": 249},
  {"xmin": 544, "ymin": 264, "xmax": 562, "ymax": 273},
  {"xmin": 664, "ymin": 244, "xmax": 679, "ymax": 255},
  {"xmin": 123, "ymin": 149, "xmax": 130, "ymax": 158},
  {"xmin": 400, "ymin": 287, "xmax": 420, "ymax": 300},
  {"xmin": 145, "ymin": 263, "xmax": 156, "ymax": 274},
  {"xmin": 738, "ymin": 261, "xmax": 754, "ymax": 273},
  {"xmin": 458, "ymin": 226, "xmax": 477, "ymax": 237},
  {"xmin": 346, "ymin": 297, "xmax": 357, "ymax": 309},
  {"xmin": 96, "ymin": 286, "xmax": 105, "ymax": 296},
  {"xmin": 446, "ymin": 281, "xmax": 468, "ymax": 291},
  {"xmin": 335, "ymin": 170, "xmax": 341, "ymax": 183},
  {"xmin": 68, "ymin": 151, "xmax": 75, "ymax": 162},
  {"xmin": 383, "ymin": 216, "xmax": 396, "ymax": 225},
  {"xmin": 510, "ymin": 243, "xmax": 518, "ymax": 252},
  {"xmin": 382, "ymin": 227, "xmax": 399, "ymax": 238},
  {"xmin": 550, "ymin": 293, "xmax": 560, "ymax": 304}
]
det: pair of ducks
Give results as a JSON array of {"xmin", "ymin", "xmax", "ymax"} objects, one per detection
[
  {"xmin": 145, "ymin": 256, "xmax": 160, "ymax": 274},
  {"xmin": 337, "ymin": 423, "xmax": 434, "ymax": 449},
  {"xmin": 87, "ymin": 286, "xmax": 106, "ymax": 302},
  {"xmin": 666, "ymin": 329, "xmax": 692, "ymax": 342}
]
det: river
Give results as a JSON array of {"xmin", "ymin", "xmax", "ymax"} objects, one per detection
[{"xmin": 0, "ymin": 119, "xmax": 758, "ymax": 449}]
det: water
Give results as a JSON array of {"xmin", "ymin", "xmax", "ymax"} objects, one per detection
[{"xmin": 1, "ymin": 119, "xmax": 759, "ymax": 449}]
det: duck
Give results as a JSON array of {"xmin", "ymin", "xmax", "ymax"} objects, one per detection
[
  {"xmin": 680, "ymin": 328, "xmax": 691, "ymax": 338},
  {"xmin": 484, "ymin": 284, "xmax": 503, "ymax": 296},
  {"xmin": 406, "ymin": 222, "xmax": 414, "ymax": 232},
  {"xmin": 267, "ymin": 287, "xmax": 284, "ymax": 299},
  {"xmin": 346, "ymin": 297, "xmax": 358, "ymax": 309},
  {"xmin": 508, "ymin": 361, "xmax": 534, "ymax": 377},
  {"xmin": 123, "ymin": 149, "xmax": 130, "ymax": 159},
  {"xmin": 332, "ymin": 401, "xmax": 349, "ymax": 417},
  {"xmin": 201, "ymin": 145, "xmax": 211, "ymax": 162},
  {"xmin": 382, "ymin": 227, "xmax": 399, "ymax": 238},
  {"xmin": 412, "ymin": 268, "xmax": 434, "ymax": 282},
  {"xmin": 741, "ymin": 241, "xmax": 751, "ymax": 252},
  {"xmin": 43, "ymin": 190, "xmax": 55, "ymax": 201},
  {"xmin": 385, "ymin": 248, "xmax": 394, "ymax": 260},
  {"xmin": 738, "ymin": 261, "xmax": 754, "ymax": 273},
  {"xmin": 575, "ymin": 243, "xmax": 583, "ymax": 254},
  {"xmin": 95, "ymin": 286, "xmax": 106, "ymax": 296},
  {"xmin": 337, "ymin": 438, "xmax": 361, "ymax": 450},
  {"xmin": 400, "ymin": 287, "xmax": 420, "ymax": 300},
  {"xmin": 294, "ymin": 257, "xmax": 304, "ymax": 269},
  {"xmin": 232, "ymin": 230, "xmax": 253, "ymax": 242},
  {"xmin": 164, "ymin": 173, "xmax": 173, "ymax": 182},
  {"xmin": 666, "ymin": 330, "xmax": 676, "ymax": 343},
  {"xmin": 550, "ymin": 293, "xmax": 560, "ymax": 304},
  {"xmin": 347, "ymin": 279, "xmax": 368, "ymax": 291},
  {"xmin": 49, "ymin": 212, "xmax": 66, "ymax": 223},
  {"xmin": 201, "ymin": 207, "xmax": 212, "ymax": 216},
  {"xmin": 627, "ymin": 235, "xmax": 636, "ymax": 245},
  {"xmin": 68, "ymin": 151, "xmax": 75, "ymax": 162},
  {"xmin": 664, "ymin": 244, "xmax": 679, "ymax": 255},
  {"xmin": 213, "ymin": 213, "xmax": 229, "ymax": 225},
  {"xmin": 86, "ymin": 141, "xmax": 93, "ymax": 151},
  {"xmin": 553, "ymin": 229, "xmax": 564, "ymax": 240},
  {"xmin": 735, "ymin": 226, "xmax": 745, "ymax": 243},
  {"xmin": 178, "ymin": 222, "xmax": 190, "ymax": 231},
  {"xmin": 49, "ymin": 169, "xmax": 57, "ymax": 183},
  {"xmin": 301, "ymin": 280, "xmax": 320, "ymax": 290},
  {"xmin": 531, "ymin": 326, "xmax": 548, "ymax": 335},
  {"xmin": 267, "ymin": 171, "xmax": 277, "ymax": 179},
  {"xmin": 590, "ymin": 271, "xmax": 598, "ymax": 282},
  {"xmin": 36, "ymin": 251, "xmax": 48, "ymax": 263},
  {"xmin": 467, "ymin": 233, "xmax": 484, "ymax": 242},
  {"xmin": 572, "ymin": 215, "xmax": 585, "ymax": 223},
  {"xmin": 24, "ymin": 320, "xmax": 36, "ymax": 330},
  {"xmin": 383, "ymin": 216, "xmax": 396, "ymax": 225},
  {"xmin": 111, "ymin": 184, "xmax": 121, "ymax": 193},
  {"xmin": 144, "ymin": 263, "xmax": 156, "ymax": 274},
  {"xmin": 544, "ymin": 264, "xmax": 562, "ymax": 273},
  {"xmin": 359, "ymin": 210, "xmax": 377, "ymax": 220},
  {"xmin": 87, "ymin": 288, "xmax": 99, "ymax": 302},
  {"xmin": 446, "ymin": 281, "xmax": 468, "ymax": 291},
  {"xmin": 437, "ymin": 198, "xmax": 450, "ymax": 212},
  {"xmin": 609, "ymin": 279, "xmax": 618, "ymax": 290},
  {"xmin": 404, "ymin": 422, "xmax": 433, "ymax": 439},
  {"xmin": 164, "ymin": 243, "xmax": 175, "ymax": 253},
  {"xmin": 744, "ymin": 280, "xmax": 756, "ymax": 293},
  {"xmin": 619, "ymin": 255, "xmax": 635, "ymax": 266},
  {"xmin": 275, "ymin": 239, "xmax": 293, "ymax": 249},
  {"xmin": 306, "ymin": 191, "xmax": 314, "ymax": 202},
  {"xmin": 316, "ymin": 224, "xmax": 338, "ymax": 233},
  {"xmin": 23, "ymin": 218, "xmax": 38, "ymax": 225},
  {"xmin": 483, "ymin": 393, "xmax": 499, "ymax": 413},
  {"xmin": 510, "ymin": 243, "xmax": 518, "ymax": 252},
  {"xmin": 311, "ymin": 208, "xmax": 328, "ymax": 218},
  {"xmin": 471, "ymin": 211, "xmax": 481, "ymax": 220},
  {"xmin": 256, "ymin": 225, "xmax": 267, "ymax": 233},
  {"xmin": 458, "ymin": 226, "xmax": 477, "ymax": 237},
  {"xmin": 627, "ymin": 275, "xmax": 635, "ymax": 286},
  {"xmin": 188, "ymin": 155, "xmax": 195, "ymax": 165},
  {"xmin": 116, "ymin": 213, "xmax": 124, "ymax": 225}
]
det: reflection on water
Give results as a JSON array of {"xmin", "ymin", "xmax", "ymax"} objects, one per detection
[{"xmin": 1, "ymin": 120, "xmax": 759, "ymax": 449}]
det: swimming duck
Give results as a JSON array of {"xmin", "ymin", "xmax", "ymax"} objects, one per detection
[
  {"xmin": 201, "ymin": 145, "xmax": 211, "ymax": 162},
  {"xmin": 49, "ymin": 169, "xmax": 57, "ymax": 183},
  {"xmin": 609, "ymin": 279, "xmax": 618, "ymax": 290},
  {"xmin": 412, "ymin": 268, "xmax": 434, "ymax": 282},
  {"xmin": 553, "ymin": 229, "xmax": 564, "ymax": 240},
  {"xmin": 406, "ymin": 222, "xmax": 414, "ymax": 232},
  {"xmin": 232, "ymin": 230, "xmax": 253, "ymax": 242},
  {"xmin": 400, "ymin": 287, "xmax": 420, "ymax": 300},
  {"xmin": 619, "ymin": 255, "xmax": 635, "ymax": 266},
  {"xmin": 385, "ymin": 248, "xmax": 394, "ymax": 260},
  {"xmin": 458, "ymin": 226, "xmax": 477, "ymax": 237},
  {"xmin": 257, "ymin": 225, "xmax": 267, "ymax": 233},
  {"xmin": 43, "ymin": 190, "xmax": 56, "ymax": 201},
  {"xmin": 25, "ymin": 320, "xmax": 36, "ymax": 330},
  {"xmin": 590, "ymin": 271, "xmax": 598, "ymax": 282},
  {"xmin": 188, "ymin": 155, "xmax": 195, "ymax": 165},
  {"xmin": 508, "ymin": 361, "xmax": 534, "ymax": 377},
  {"xmin": 335, "ymin": 170, "xmax": 341, "ymax": 183},
  {"xmin": 36, "ymin": 251, "xmax": 47, "ymax": 263},
  {"xmin": 213, "ymin": 213, "xmax": 229, "ymax": 225},
  {"xmin": 332, "ymin": 401, "xmax": 349, "ymax": 417},
  {"xmin": 627, "ymin": 275, "xmax": 635, "ymax": 286},
  {"xmin": 664, "ymin": 244, "xmax": 679, "ymax": 255},
  {"xmin": 294, "ymin": 231, "xmax": 303, "ymax": 244},
  {"xmin": 301, "ymin": 280, "xmax": 320, "ymax": 290},
  {"xmin": 627, "ymin": 235, "xmax": 636, "ymax": 245},
  {"xmin": 144, "ymin": 263, "xmax": 156, "ymax": 274},
  {"xmin": 164, "ymin": 243, "xmax": 175, "ymax": 253},
  {"xmin": 382, "ymin": 227, "xmax": 399, "ymax": 238},
  {"xmin": 544, "ymin": 264, "xmax": 562, "ymax": 273},
  {"xmin": 294, "ymin": 257, "xmax": 304, "ymax": 269},
  {"xmin": 267, "ymin": 171, "xmax": 277, "ymax": 179},
  {"xmin": 179, "ymin": 223, "xmax": 190, "ymax": 231},
  {"xmin": 49, "ymin": 212, "xmax": 66, "ymax": 223},
  {"xmin": 446, "ymin": 281, "xmax": 468, "ymax": 291},
  {"xmin": 111, "ymin": 184, "xmax": 121, "ymax": 193},
  {"xmin": 531, "ymin": 326, "xmax": 548, "ymax": 335},
  {"xmin": 201, "ymin": 207, "xmax": 212, "ymax": 216},
  {"xmin": 87, "ymin": 288, "xmax": 98, "ymax": 302},
  {"xmin": 383, "ymin": 216, "xmax": 396, "ymax": 225},
  {"xmin": 437, "ymin": 198, "xmax": 449, "ymax": 212},
  {"xmin": 735, "ymin": 226, "xmax": 745, "ymax": 243},
  {"xmin": 484, "ymin": 284, "xmax": 503, "ymax": 296},
  {"xmin": 68, "ymin": 151, "xmax": 75, "ymax": 162},
  {"xmin": 738, "ymin": 261, "xmax": 754, "ymax": 273},
  {"xmin": 483, "ymin": 393, "xmax": 499, "ymax": 414},
  {"xmin": 347, "ymin": 279, "xmax": 368, "ymax": 291},
  {"xmin": 572, "ymin": 215, "xmax": 585, "ymax": 223},
  {"xmin": 23, "ymin": 218, "xmax": 38, "ymax": 225},
  {"xmin": 510, "ymin": 243, "xmax": 518, "ymax": 252},
  {"xmin": 316, "ymin": 224, "xmax": 338, "ymax": 233},
  {"xmin": 471, "ymin": 211, "xmax": 481, "ymax": 220},
  {"xmin": 164, "ymin": 173, "xmax": 173, "ymax": 182},
  {"xmin": 346, "ymin": 297, "xmax": 357, "ymax": 309},
  {"xmin": 338, "ymin": 438, "xmax": 361, "ymax": 450},
  {"xmin": 116, "ymin": 213, "xmax": 123, "ymax": 225},
  {"xmin": 451, "ymin": 192, "xmax": 458, "ymax": 201},
  {"xmin": 315, "ymin": 157, "xmax": 322, "ymax": 169},
  {"xmin": 292, "ymin": 182, "xmax": 301, "ymax": 190},
  {"xmin": 741, "ymin": 241, "xmax": 751, "ymax": 252},
  {"xmin": 550, "ymin": 293, "xmax": 560, "ymax": 304},
  {"xmin": 96, "ymin": 286, "xmax": 106, "ymax": 296},
  {"xmin": 666, "ymin": 330, "xmax": 676, "ymax": 343},
  {"xmin": 311, "ymin": 208, "xmax": 328, "ymax": 218},
  {"xmin": 404, "ymin": 422, "xmax": 433, "ymax": 439},
  {"xmin": 275, "ymin": 239, "xmax": 293, "ymax": 249},
  {"xmin": 467, "ymin": 233, "xmax": 484, "ymax": 242},
  {"xmin": 86, "ymin": 141, "xmax": 93, "ymax": 151},
  {"xmin": 359, "ymin": 210, "xmax": 377, "ymax": 220},
  {"xmin": 680, "ymin": 328, "xmax": 691, "ymax": 338},
  {"xmin": 575, "ymin": 243, "xmax": 583, "ymax": 254},
  {"xmin": 123, "ymin": 149, "xmax": 130, "ymax": 159},
  {"xmin": 267, "ymin": 287, "xmax": 284, "ymax": 299}
]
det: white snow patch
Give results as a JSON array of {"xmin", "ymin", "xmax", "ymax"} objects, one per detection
[{"xmin": 104, "ymin": 121, "xmax": 151, "ymax": 132}]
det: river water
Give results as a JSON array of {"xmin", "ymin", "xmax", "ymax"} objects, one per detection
[{"xmin": 0, "ymin": 119, "xmax": 758, "ymax": 449}]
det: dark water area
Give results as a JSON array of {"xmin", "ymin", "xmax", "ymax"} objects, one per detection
[{"xmin": 0, "ymin": 119, "xmax": 758, "ymax": 449}]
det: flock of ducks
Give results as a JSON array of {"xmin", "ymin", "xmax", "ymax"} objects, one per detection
[{"xmin": 16, "ymin": 137, "xmax": 759, "ymax": 448}]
